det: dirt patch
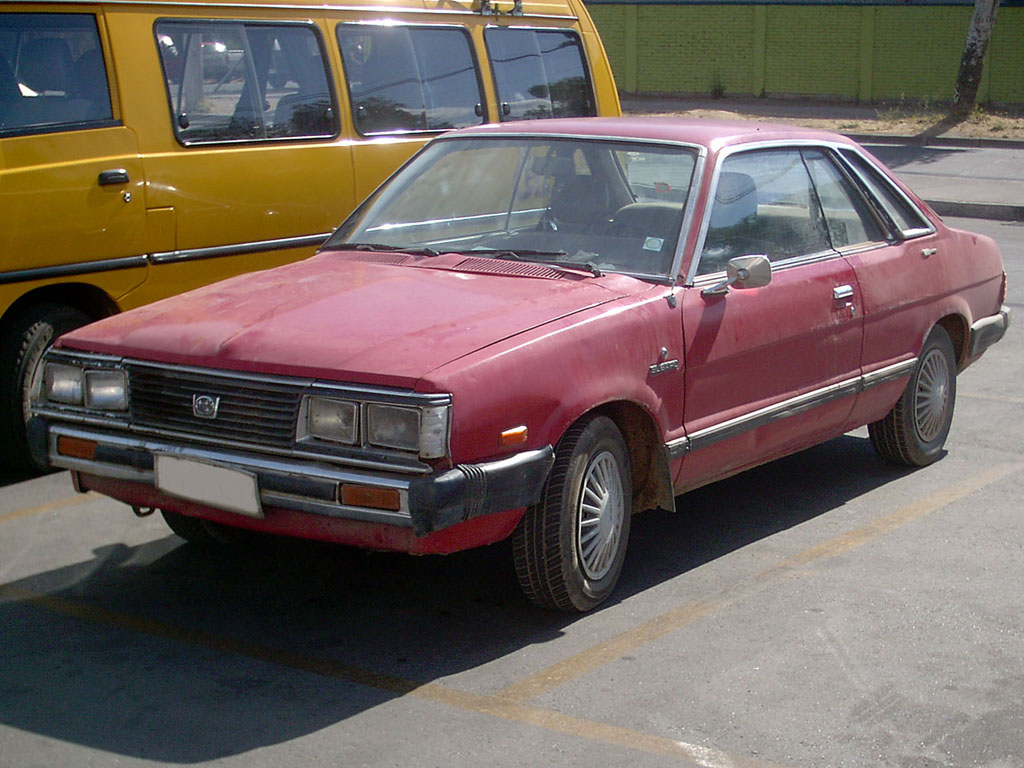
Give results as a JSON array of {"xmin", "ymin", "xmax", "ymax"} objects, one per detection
[{"xmin": 623, "ymin": 96, "xmax": 1024, "ymax": 142}]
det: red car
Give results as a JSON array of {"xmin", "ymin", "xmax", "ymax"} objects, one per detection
[{"xmin": 30, "ymin": 118, "xmax": 1010, "ymax": 611}]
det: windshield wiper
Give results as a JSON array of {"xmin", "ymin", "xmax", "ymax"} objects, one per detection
[
  {"xmin": 487, "ymin": 249, "xmax": 603, "ymax": 278},
  {"xmin": 342, "ymin": 242, "xmax": 440, "ymax": 257}
]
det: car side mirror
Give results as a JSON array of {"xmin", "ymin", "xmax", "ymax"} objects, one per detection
[{"xmin": 701, "ymin": 254, "xmax": 772, "ymax": 296}]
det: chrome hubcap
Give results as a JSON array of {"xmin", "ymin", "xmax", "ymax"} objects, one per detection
[
  {"xmin": 577, "ymin": 450, "xmax": 625, "ymax": 581},
  {"xmin": 914, "ymin": 348, "xmax": 951, "ymax": 443}
]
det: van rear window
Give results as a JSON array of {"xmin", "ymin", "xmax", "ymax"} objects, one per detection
[
  {"xmin": 484, "ymin": 28, "xmax": 594, "ymax": 122},
  {"xmin": 155, "ymin": 21, "xmax": 337, "ymax": 145},
  {"xmin": 0, "ymin": 13, "xmax": 114, "ymax": 137},
  {"xmin": 338, "ymin": 24, "xmax": 484, "ymax": 136}
]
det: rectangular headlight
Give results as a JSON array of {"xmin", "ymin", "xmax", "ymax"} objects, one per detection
[
  {"xmin": 306, "ymin": 396, "xmax": 358, "ymax": 444},
  {"xmin": 85, "ymin": 370, "xmax": 127, "ymax": 410},
  {"xmin": 367, "ymin": 404, "xmax": 420, "ymax": 452},
  {"xmin": 45, "ymin": 364, "xmax": 84, "ymax": 405}
]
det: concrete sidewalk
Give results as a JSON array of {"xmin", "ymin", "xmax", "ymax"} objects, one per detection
[{"xmin": 620, "ymin": 97, "xmax": 1024, "ymax": 221}]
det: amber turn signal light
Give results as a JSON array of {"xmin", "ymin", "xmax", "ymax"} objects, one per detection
[
  {"xmin": 499, "ymin": 425, "xmax": 528, "ymax": 447},
  {"xmin": 340, "ymin": 483, "xmax": 401, "ymax": 512},
  {"xmin": 57, "ymin": 435, "xmax": 97, "ymax": 460}
]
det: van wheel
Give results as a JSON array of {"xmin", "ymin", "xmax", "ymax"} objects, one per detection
[
  {"xmin": 512, "ymin": 415, "xmax": 631, "ymax": 612},
  {"xmin": 869, "ymin": 326, "xmax": 957, "ymax": 467},
  {"xmin": 0, "ymin": 304, "xmax": 91, "ymax": 473}
]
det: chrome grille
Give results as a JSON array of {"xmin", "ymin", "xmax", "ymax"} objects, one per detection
[{"xmin": 126, "ymin": 363, "xmax": 302, "ymax": 448}]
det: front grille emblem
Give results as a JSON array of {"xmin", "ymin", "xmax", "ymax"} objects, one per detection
[{"xmin": 192, "ymin": 394, "xmax": 220, "ymax": 419}]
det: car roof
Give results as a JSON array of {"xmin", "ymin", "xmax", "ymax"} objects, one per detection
[{"xmin": 452, "ymin": 116, "xmax": 859, "ymax": 152}]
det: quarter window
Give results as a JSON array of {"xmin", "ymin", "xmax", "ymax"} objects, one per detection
[
  {"xmin": 698, "ymin": 149, "xmax": 831, "ymax": 276},
  {"xmin": 0, "ymin": 13, "xmax": 113, "ymax": 136},
  {"xmin": 840, "ymin": 149, "xmax": 933, "ymax": 237},
  {"xmin": 338, "ymin": 24, "xmax": 483, "ymax": 135},
  {"xmin": 484, "ymin": 28, "xmax": 595, "ymax": 122},
  {"xmin": 156, "ymin": 21, "xmax": 336, "ymax": 145}
]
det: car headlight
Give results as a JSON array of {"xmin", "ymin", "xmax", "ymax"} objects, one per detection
[
  {"xmin": 43, "ymin": 363, "xmax": 127, "ymax": 410},
  {"xmin": 45, "ymin": 364, "xmax": 84, "ymax": 405},
  {"xmin": 85, "ymin": 370, "xmax": 127, "ymax": 410},
  {"xmin": 367, "ymin": 403, "xmax": 449, "ymax": 459},
  {"xmin": 306, "ymin": 396, "xmax": 358, "ymax": 444}
]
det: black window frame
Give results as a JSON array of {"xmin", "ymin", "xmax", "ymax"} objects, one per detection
[
  {"xmin": 154, "ymin": 17, "xmax": 340, "ymax": 147},
  {"xmin": 337, "ymin": 21, "xmax": 487, "ymax": 138},
  {"xmin": 837, "ymin": 147, "xmax": 936, "ymax": 241}
]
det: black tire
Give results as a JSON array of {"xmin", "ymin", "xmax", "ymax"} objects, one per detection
[
  {"xmin": 512, "ymin": 415, "xmax": 632, "ymax": 612},
  {"xmin": 869, "ymin": 326, "xmax": 957, "ymax": 467},
  {"xmin": 160, "ymin": 509, "xmax": 243, "ymax": 546},
  {"xmin": 0, "ymin": 303, "xmax": 91, "ymax": 472}
]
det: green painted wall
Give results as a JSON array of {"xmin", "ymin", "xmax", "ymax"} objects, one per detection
[{"xmin": 587, "ymin": 4, "xmax": 1024, "ymax": 104}]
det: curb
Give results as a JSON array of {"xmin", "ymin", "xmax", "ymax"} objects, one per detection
[
  {"xmin": 844, "ymin": 133, "xmax": 1024, "ymax": 151},
  {"xmin": 923, "ymin": 199, "xmax": 1024, "ymax": 222}
]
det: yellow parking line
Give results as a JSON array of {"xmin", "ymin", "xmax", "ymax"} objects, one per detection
[
  {"xmin": 0, "ymin": 581, "xmax": 783, "ymax": 768},
  {"xmin": 496, "ymin": 461, "xmax": 1021, "ymax": 704},
  {"xmin": 0, "ymin": 492, "xmax": 99, "ymax": 524}
]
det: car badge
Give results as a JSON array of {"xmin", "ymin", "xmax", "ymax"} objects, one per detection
[{"xmin": 192, "ymin": 394, "xmax": 220, "ymax": 419}]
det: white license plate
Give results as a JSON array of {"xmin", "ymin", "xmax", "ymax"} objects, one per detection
[{"xmin": 155, "ymin": 454, "xmax": 262, "ymax": 518}]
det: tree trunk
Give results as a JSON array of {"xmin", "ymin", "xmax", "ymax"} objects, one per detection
[{"xmin": 952, "ymin": 0, "xmax": 1001, "ymax": 115}]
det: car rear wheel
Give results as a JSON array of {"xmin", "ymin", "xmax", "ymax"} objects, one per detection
[
  {"xmin": 0, "ymin": 303, "xmax": 91, "ymax": 473},
  {"xmin": 512, "ymin": 415, "xmax": 632, "ymax": 612},
  {"xmin": 869, "ymin": 326, "xmax": 957, "ymax": 467}
]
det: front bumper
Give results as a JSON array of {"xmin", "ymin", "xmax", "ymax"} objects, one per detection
[
  {"xmin": 969, "ymin": 305, "xmax": 1012, "ymax": 359},
  {"xmin": 28, "ymin": 418, "xmax": 554, "ymax": 537}
]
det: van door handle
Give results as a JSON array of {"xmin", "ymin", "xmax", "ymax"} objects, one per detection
[
  {"xmin": 98, "ymin": 169, "xmax": 130, "ymax": 186},
  {"xmin": 833, "ymin": 284, "xmax": 854, "ymax": 301}
]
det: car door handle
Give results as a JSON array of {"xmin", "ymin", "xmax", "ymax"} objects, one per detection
[
  {"xmin": 921, "ymin": 248, "xmax": 938, "ymax": 258},
  {"xmin": 98, "ymin": 168, "xmax": 130, "ymax": 186},
  {"xmin": 833, "ymin": 285, "xmax": 855, "ymax": 301}
]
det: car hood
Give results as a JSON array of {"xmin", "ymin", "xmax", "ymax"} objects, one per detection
[{"xmin": 60, "ymin": 252, "xmax": 632, "ymax": 388}]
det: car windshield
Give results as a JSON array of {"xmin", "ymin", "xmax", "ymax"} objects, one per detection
[{"xmin": 325, "ymin": 136, "xmax": 698, "ymax": 279}]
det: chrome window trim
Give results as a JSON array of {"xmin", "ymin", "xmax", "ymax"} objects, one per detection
[
  {"xmin": 16, "ymin": 0, "xmax": 576, "ymax": 19},
  {"xmin": 665, "ymin": 358, "xmax": 918, "ymax": 459}
]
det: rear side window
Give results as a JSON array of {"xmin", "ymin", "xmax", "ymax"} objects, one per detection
[
  {"xmin": 338, "ymin": 24, "xmax": 484, "ymax": 136},
  {"xmin": 840, "ymin": 149, "xmax": 933, "ymax": 238},
  {"xmin": 156, "ymin": 21, "xmax": 336, "ymax": 145},
  {"xmin": 0, "ymin": 13, "xmax": 114, "ymax": 137},
  {"xmin": 484, "ymin": 28, "xmax": 594, "ymax": 122}
]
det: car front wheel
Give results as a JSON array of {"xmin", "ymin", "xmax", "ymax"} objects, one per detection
[
  {"xmin": 869, "ymin": 325, "xmax": 957, "ymax": 467},
  {"xmin": 512, "ymin": 415, "xmax": 632, "ymax": 612}
]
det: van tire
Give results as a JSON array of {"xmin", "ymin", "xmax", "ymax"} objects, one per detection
[{"xmin": 0, "ymin": 304, "xmax": 91, "ymax": 473}]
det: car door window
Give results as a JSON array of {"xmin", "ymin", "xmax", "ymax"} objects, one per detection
[
  {"xmin": 156, "ymin": 21, "xmax": 336, "ymax": 144},
  {"xmin": 803, "ymin": 149, "xmax": 885, "ymax": 248},
  {"xmin": 0, "ymin": 13, "xmax": 113, "ymax": 136},
  {"xmin": 697, "ymin": 149, "xmax": 831, "ymax": 276},
  {"xmin": 484, "ymin": 28, "xmax": 595, "ymax": 122},
  {"xmin": 339, "ymin": 24, "xmax": 483, "ymax": 135}
]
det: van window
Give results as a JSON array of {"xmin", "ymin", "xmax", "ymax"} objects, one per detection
[
  {"xmin": 155, "ymin": 21, "xmax": 336, "ymax": 144},
  {"xmin": 0, "ymin": 13, "xmax": 114, "ymax": 136},
  {"xmin": 484, "ymin": 28, "xmax": 594, "ymax": 122},
  {"xmin": 338, "ymin": 24, "xmax": 483, "ymax": 136}
]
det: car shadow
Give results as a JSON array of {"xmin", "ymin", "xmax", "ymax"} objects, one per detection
[{"xmin": 0, "ymin": 432, "xmax": 916, "ymax": 762}]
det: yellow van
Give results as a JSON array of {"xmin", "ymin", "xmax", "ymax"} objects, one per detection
[{"xmin": 0, "ymin": 0, "xmax": 619, "ymax": 469}]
